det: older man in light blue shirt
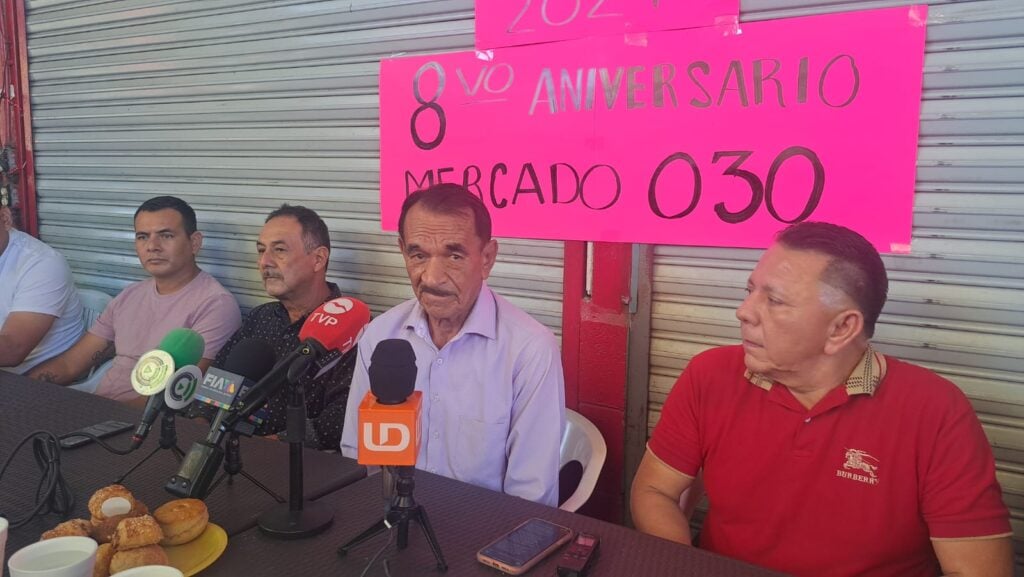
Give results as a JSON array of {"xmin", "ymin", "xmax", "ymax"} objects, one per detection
[{"xmin": 340, "ymin": 183, "xmax": 565, "ymax": 506}]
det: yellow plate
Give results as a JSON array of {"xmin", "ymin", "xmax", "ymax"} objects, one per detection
[{"xmin": 163, "ymin": 523, "xmax": 227, "ymax": 577}]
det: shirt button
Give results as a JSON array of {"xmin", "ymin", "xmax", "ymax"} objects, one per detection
[
  {"xmin": 432, "ymin": 431, "xmax": 440, "ymax": 440},
  {"xmin": 804, "ymin": 417, "xmax": 812, "ymax": 423},
  {"xmin": 431, "ymin": 394, "xmax": 440, "ymax": 402},
  {"xmin": 429, "ymin": 468, "xmax": 437, "ymax": 474},
  {"xmin": 436, "ymin": 358, "xmax": 444, "ymax": 366}
]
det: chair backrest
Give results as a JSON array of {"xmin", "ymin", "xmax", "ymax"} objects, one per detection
[
  {"xmin": 558, "ymin": 409, "xmax": 607, "ymax": 512},
  {"xmin": 68, "ymin": 359, "xmax": 112, "ymax": 394},
  {"xmin": 77, "ymin": 288, "xmax": 112, "ymax": 330}
]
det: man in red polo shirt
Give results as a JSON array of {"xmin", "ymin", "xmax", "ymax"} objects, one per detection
[{"xmin": 631, "ymin": 222, "xmax": 1011, "ymax": 577}]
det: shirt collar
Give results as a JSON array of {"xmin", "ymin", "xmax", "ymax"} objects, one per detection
[
  {"xmin": 745, "ymin": 345, "xmax": 887, "ymax": 396},
  {"xmin": 403, "ymin": 282, "xmax": 497, "ymax": 343},
  {"xmin": 274, "ymin": 281, "xmax": 342, "ymax": 326}
]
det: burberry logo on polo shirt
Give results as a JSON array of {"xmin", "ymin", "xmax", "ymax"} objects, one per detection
[{"xmin": 836, "ymin": 448, "xmax": 880, "ymax": 485}]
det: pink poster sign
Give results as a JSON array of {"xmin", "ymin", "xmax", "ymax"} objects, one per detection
[
  {"xmin": 380, "ymin": 6, "xmax": 928, "ymax": 252},
  {"xmin": 475, "ymin": 0, "xmax": 740, "ymax": 50}
]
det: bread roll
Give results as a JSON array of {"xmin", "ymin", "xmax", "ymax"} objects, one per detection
[
  {"xmin": 109, "ymin": 544, "xmax": 169, "ymax": 574},
  {"xmin": 88, "ymin": 485, "xmax": 136, "ymax": 520},
  {"xmin": 111, "ymin": 515, "xmax": 163, "ymax": 550},
  {"xmin": 40, "ymin": 518, "xmax": 92, "ymax": 540},
  {"xmin": 93, "ymin": 543, "xmax": 114, "ymax": 577},
  {"xmin": 153, "ymin": 498, "xmax": 209, "ymax": 546}
]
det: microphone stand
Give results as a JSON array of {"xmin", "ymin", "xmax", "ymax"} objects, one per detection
[
  {"xmin": 115, "ymin": 411, "xmax": 184, "ymax": 484},
  {"xmin": 205, "ymin": 432, "xmax": 286, "ymax": 503},
  {"xmin": 338, "ymin": 466, "xmax": 447, "ymax": 571},
  {"xmin": 256, "ymin": 355, "xmax": 334, "ymax": 539}
]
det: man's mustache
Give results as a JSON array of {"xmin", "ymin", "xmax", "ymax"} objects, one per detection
[{"xmin": 419, "ymin": 285, "xmax": 455, "ymax": 298}]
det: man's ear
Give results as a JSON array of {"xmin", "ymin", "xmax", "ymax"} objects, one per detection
[
  {"xmin": 481, "ymin": 239, "xmax": 498, "ymax": 279},
  {"xmin": 0, "ymin": 207, "xmax": 13, "ymax": 231},
  {"xmin": 824, "ymin": 308, "xmax": 865, "ymax": 355},
  {"xmin": 189, "ymin": 231, "xmax": 204, "ymax": 254},
  {"xmin": 313, "ymin": 245, "xmax": 330, "ymax": 272}
]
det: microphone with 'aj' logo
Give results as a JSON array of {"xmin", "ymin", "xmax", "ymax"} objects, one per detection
[
  {"xmin": 163, "ymin": 365, "xmax": 202, "ymax": 413},
  {"xmin": 357, "ymin": 339, "xmax": 421, "ymax": 467},
  {"xmin": 130, "ymin": 328, "xmax": 205, "ymax": 449}
]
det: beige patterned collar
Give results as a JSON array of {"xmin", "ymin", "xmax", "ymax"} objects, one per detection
[{"xmin": 745, "ymin": 346, "xmax": 887, "ymax": 396}]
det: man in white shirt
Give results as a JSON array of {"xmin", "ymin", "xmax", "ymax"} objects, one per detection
[
  {"xmin": 341, "ymin": 183, "xmax": 565, "ymax": 506},
  {"xmin": 0, "ymin": 201, "xmax": 83, "ymax": 374}
]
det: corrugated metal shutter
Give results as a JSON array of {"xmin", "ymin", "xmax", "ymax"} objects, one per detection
[
  {"xmin": 647, "ymin": 0, "xmax": 1024, "ymax": 565},
  {"xmin": 24, "ymin": 0, "xmax": 563, "ymax": 334}
]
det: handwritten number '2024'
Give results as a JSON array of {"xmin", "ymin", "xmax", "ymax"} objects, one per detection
[{"xmin": 507, "ymin": 0, "xmax": 622, "ymax": 33}]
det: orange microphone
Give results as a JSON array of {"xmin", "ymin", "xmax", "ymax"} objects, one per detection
[{"xmin": 357, "ymin": 339, "xmax": 421, "ymax": 467}]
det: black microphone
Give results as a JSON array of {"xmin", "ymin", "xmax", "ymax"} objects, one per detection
[
  {"xmin": 165, "ymin": 339, "xmax": 276, "ymax": 499},
  {"xmin": 360, "ymin": 339, "xmax": 420, "ymax": 511},
  {"xmin": 369, "ymin": 338, "xmax": 418, "ymax": 404},
  {"xmin": 199, "ymin": 342, "xmax": 278, "ymax": 444}
]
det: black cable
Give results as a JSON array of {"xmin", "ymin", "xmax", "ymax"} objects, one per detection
[
  {"xmin": 0, "ymin": 431, "xmax": 73, "ymax": 528},
  {"xmin": 0, "ymin": 430, "xmax": 134, "ymax": 528},
  {"xmin": 358, "ymin": 524, "xmax": 396, "ymax": 577}
]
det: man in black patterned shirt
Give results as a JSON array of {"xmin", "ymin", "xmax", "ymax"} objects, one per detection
[{"xmin": 190, "ymin": 204, "xmax": 356, "ymax": 449}]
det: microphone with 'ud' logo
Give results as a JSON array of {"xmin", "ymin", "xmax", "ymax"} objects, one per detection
[
  {"xmin": 357, "ymin": 338, "xmax": 421, "ymax": 467},
  {"xmin": 338, "ymin": 339, "xmax": 447, "ymax": 569}
]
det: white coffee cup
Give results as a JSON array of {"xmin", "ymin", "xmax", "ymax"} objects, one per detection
[
  {"xmin": 111, "ymin": 566, "xmax": 184, "ymax": 577},
  {"xmin": 7, "ymin": 536, "xmax": 97, "ymax": 577},
  {"xmin": 0, "ymin": 516, "xmax": 9, "ymax": 567}
]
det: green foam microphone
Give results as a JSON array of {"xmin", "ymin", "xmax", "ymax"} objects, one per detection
[{"xmin": 158, "ymin": 327, "xmax": 206, "ymax": 369}]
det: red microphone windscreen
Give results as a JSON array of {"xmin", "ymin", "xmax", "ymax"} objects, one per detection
[{"xmin": 299, "ymin": 297, "xmax": 370, "ymax": 354}]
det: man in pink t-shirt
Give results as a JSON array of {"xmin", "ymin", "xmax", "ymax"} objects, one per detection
[
  {"xmin": 630, "ymin": 222, "xmax": 1011, "ymax": 577},
  {"xmin": 30, "ymin": 196, "xmax": 240, "ymax": 402}
]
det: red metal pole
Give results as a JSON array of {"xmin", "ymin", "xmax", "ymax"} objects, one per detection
[
  {"xmin": 2, "ymin": 0, "xmax": 37, "ymax": 235},
  {"xmin": 12, "ymin": 0, "xmax": 37, "ymax": 235}
]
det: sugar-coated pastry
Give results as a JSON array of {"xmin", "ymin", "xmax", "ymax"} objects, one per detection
[
  {"xmin": 91, "ymin": 500, "xmax": 149, "ymax": 544},
  {"xmin": 153, "ymin": 498, "xmax": 209, "ymax": 546},
  {"xmin": 41, "ymin": 518, "xmax": 92, "ymax": 540},
  {"xmin": 91, "ymin": 514, "xmax": 124, "ymax": 544},
  {"xmin": 93, "ymin": 543, "xmax": 114, "ymax": 577},
  {"xmin": 88, "ymin": 485, "xmax": 135, "ymax": 520},
  {"xmin": 111, "ymin": 515, "xmax": 163, "ymax": 550},
  {"xmin": 108, "ymin": 544, "xmax": 169, "ymax": 574}
]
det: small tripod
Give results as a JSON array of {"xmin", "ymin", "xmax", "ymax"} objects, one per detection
[
  {"xmin": 338, "ymin": 466, "xmax": 448, "ymax": 571},
  {"xmin": 206, "ymin": 432, "xmax": 285, "ymax": 503},
  {"xmin": 115, "ymin": 411, "xmax": 184, "ymax": 484}
]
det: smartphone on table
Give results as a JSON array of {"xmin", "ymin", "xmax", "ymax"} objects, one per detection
[
  {"xmin": 477, "ymin": 517, "xmax": 574, "ymax": 575},
  {"xmin": 59, "ymin": 420, "xmax": 133, "ymax": 449}
]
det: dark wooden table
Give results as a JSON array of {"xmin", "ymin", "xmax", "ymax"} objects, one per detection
[
  {"xmin": 2, "ymin": 371, "xmax": 787, "ymax": 577},
  {"xmin": 0, "ymin": 370, "xmax": 365, "ymax": 575},
  {"xmin": 203, "ymin": 470, "xmax": 788, "ymax": 577}
]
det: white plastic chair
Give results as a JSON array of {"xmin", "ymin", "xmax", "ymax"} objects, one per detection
[
  {"xmin": 68, "ymin": 360, "xmax": 112, "ymax": 393},
  {"xmin": 77, "ymin": 288, "xmax": 112, "ymax": 329},
  {"xmin": 68, "ymin": 287, "xmax": 113, "ymax": 394},
  {"xmin": 558, "ymin": 409, "xmax": 607, "ymax": 512}
]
